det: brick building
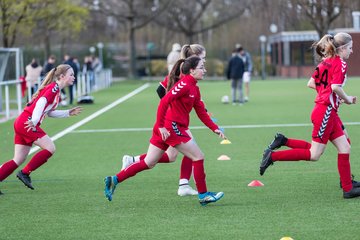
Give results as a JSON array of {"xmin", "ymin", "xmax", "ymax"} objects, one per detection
[{"xmin": 268, "ymin": 11, "xmax": 360, "ymax": 78}]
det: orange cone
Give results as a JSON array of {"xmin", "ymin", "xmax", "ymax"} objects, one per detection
[
  {"xmin": 217, "ymin": 155, "xmax": 231, "ymax": 160},
  {"xmin": 247, "ymin": 180, "xmax": 264, "ymax": 187}
]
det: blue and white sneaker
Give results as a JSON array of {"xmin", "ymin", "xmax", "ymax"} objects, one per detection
[
  {"xmin": 198, "ymin": 191, "xmax": 224, "ymax": 206},
  {"xmin": 104, "ymin": 176, "xmax": 118, "ymax": 201}
]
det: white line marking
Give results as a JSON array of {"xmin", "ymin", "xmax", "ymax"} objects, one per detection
[
  {"xmin": 28, "ymin": 83, "xmax": 150, "ymax": 155},
  {"xmin": 70, "ymin": 122, "xmax": 360, "ymax": 134}
]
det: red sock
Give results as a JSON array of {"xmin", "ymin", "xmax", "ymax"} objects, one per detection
[
  {"xmin": 193, "ymin": 160, "xmax": 207, "ymax": 193},
  {"xmin": 0, "ymin": 160, "xmax": 18, "ymax": 181},
  {"xmin": 180, "ymin": 156, "xmax": 192, "ymax": 180},
  {"xmin": 286, "ymin": 138, "xmax": 311, "ymax": 149},
  {"xmin": 116, "ymin": 160, "xmax": 149, "ymax": 183},
  {"xmin": 272, "ymin": 149, "xmax": 311, "ymax": 161},
  {"xmin": 158, "ymin": 153, "xmax": 170, "ymax": 163},
  {"xmin": 22, "ymin": 149, "xmax": 53, "ymax": 175},
  {"xmin": 338, "ymin": 153, "xmax": 352, "ymax": 192},
  {"xmin": 139, "ymin": 153, "xmax": 169, "ymax": 163}
]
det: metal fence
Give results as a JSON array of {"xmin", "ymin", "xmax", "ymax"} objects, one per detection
[{"xmin": 0, "ymin": 69, "xmax": 112, "ymax": 123}]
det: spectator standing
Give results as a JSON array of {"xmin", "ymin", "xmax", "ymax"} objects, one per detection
[
  {"xmin": 82, "ymin": 56, "xmax": 94, "ymax": 92},
  {"xmin": 63, "ymin": 54, "xmax": 79, "ymax": 105},
  {"xmin": 227, "ymin": 48, "xmax": 245, "ymax": 105},
  {"xmin": 25, "ymin": 59, "xmax": 42, "ymax": 96},
  {"xmin": 236, "ymin": 44, "xmax": 253, "ymax": 102},
  {"xmin": 167, "ymin": 43, "xmax": 181, "ymax": 73}
]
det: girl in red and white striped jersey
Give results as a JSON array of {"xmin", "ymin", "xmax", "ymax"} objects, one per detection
[
  {"xmin": 259, "ymin": 32, "xmax": 360, "ymax": 199},
  {"xmin": 104, "ymin": 56, "xmax": 227, "ymax": 206},
  {"xmin": 0, "ymin": 64, "xmax": 82, "ymax": 194}
]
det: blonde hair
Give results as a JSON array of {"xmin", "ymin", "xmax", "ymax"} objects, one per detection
[
  {"xmin": 31, "ymin": 64, "xmax": 72, "ymax": 100},
  {"xmin": 180, "ymin": 44, "xmax": 205, "ymax": 59},
  {"xmin": 312, "ymin": 32, "xmax": 352, "ymax": 60}
]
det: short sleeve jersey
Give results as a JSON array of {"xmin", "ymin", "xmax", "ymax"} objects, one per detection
[
  {"xmin": 311, "ymin": 56, "xmax": 347, "ymax": 111},
  {"xmin": 156, "ymin": 74, "xmax": 218, "ymax": 131},
  {"xmin": 23, "ymin": 82, "xmax": 61, "ymax": 125}
]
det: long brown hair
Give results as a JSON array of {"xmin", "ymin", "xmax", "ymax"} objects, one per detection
[
  {"xmin": 31, "ymin": 64, "xmax": 72, "ymax": 100},
  {"xmin": 167, "ymin": 56, "xmax": 201, "ymax": 91}
]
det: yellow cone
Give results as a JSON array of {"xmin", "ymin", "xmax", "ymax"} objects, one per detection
[{"xmin": 220, "ymin": 139, "xmax": 231, "ymax": 144}]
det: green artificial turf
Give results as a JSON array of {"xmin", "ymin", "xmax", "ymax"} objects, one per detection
[{"xmin": 1, "ymin": 78, "xmax": 360, "ymax": 240}]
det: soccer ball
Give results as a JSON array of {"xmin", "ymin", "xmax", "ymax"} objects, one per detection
[{"xmin": 221, "ymin": 95, "xmax": 229, "ymax": 104}]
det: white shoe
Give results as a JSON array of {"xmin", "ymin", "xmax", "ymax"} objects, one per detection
[
  {"xmin": 177, "ymin": 185, "xmax": 198, "ymax": 196},
  {"xmin": 121, "ymin": 155, "xmax": 134, "ymax": 170}
]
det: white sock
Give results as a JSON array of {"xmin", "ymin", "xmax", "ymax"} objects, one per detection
[
  {"xmin": 134, "ymin": 155, "xmax": 140, "ymax": 162},
  {"xmin": 179, "ymin": 179, "xmax": 189, "ymax": 186}
]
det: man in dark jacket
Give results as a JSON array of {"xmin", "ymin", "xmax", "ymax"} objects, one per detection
[
  {"xmin": 63, "ymin": 54, "xmax": 79, "ymax": 105},
  {"xmin": 227, "ymin": 48, "xmax": 245, "ymax": 105}
]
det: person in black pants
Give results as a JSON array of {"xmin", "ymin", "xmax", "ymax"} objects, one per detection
[{"xmin": 63, "ymin": 54, "xmax": 79, "ymax": 105}]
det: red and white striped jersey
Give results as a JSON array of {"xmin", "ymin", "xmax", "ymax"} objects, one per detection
[{"xmin": 23, "ymin": 82, "xmax": 61, "ymax": 126}]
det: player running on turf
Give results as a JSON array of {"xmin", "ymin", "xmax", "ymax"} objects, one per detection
[{"xmin": 259, "ymin": 32, "xmax": 360, "ymax": 199}]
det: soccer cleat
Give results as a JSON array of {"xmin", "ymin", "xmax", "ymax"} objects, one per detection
[
  {"xmin": 343, "ymin": 187, "xmax": 360, "ymax": 199},
  {"xmin": 104, "ymin": 176, "xmax": 118, "ymax": 201},
  {"xmin": 121, "ymin": 155, "xmax": 135, "ymax": 170},
  {"xmin": 198, "ymin": 191, "xmax": 224, "ymax": 206},
  {"xmin": 260, "ymin": 148, "xmax": 273, "ymax": 176},
  {"xmin": 268, "ymin": 133, "xmax": 288, "ymax": 150},
  {"xmin": 177, "ymin": 185, "xmax": 198, "ymax": 196},
  {"xmin": 339, "ymin": 174, "xmax": 360, "ymax": 189},
  {"xmin": 16, "ymin": 170, "xmax": 34, "ymax": 190}
]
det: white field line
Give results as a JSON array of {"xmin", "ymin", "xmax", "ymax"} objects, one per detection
[
  {"xmin": 70, "ymin": 122, "xmax": 360, "ymax": 134},
  {"xmin": 28, "ymin": 83, "xmax": 150, "ymax": 155}
]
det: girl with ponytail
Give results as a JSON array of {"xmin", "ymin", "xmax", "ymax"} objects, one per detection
[{"xmin": 0, "ymin": 64, "xmax": 82, "ymax": 194}]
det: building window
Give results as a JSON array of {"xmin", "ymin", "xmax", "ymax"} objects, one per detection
[{"xmin": 290, "ymin": 41, "xmax": 314, "ymax": 66}]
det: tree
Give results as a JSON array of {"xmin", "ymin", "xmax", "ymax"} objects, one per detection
[
  {"xmin": 0, "ymin": 0, "xmax": 35, "ymax": 47},
  {"xmin": 154, "ymin": 0, "xmax": 252, "ymax": 43},
  {"xmin": 293, "ymin": 0, "xmax": 347, "ymax": 37},
  {"xmin": 96, "ymin": 0, "xmax": 172, "ymax": 78},
  {"xmin": 32, "ymin": 0, "xmax": 88, "ymax": 58}
]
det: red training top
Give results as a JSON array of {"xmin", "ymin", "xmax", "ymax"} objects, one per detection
[
  {"xmin": 311, "ymin": 55, "xmax": 347, "ymax": 111},
  {"xmin": 156, "ymin": 74, "xmax": 218, "ymax": 131}
]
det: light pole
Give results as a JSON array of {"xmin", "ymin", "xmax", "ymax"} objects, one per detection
[
  {"xmin": 97, "ymin": 42, "xmax": 104, "ymax": 67},
  {"xmin": 259, "ymin": 35, "xmax": 267, "ymax": 80},
  {"xmin": 89, "ymin": 46, "xmax": 96, "ymax": 55}
]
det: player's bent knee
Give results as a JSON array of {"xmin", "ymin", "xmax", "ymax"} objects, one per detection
[{"xmin": 46, "ymin": 146, "xmax": 56, "ymax": 154}]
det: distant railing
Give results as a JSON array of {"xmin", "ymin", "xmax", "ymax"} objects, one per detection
[
  {"xmin": 77, "ymin": 69, "xmax": 113, "ymax": 97},
  {"xmin": 0, "ymin": 79, "xmax": 22, "ymax": 120},
  {"xmin": 0, "ymin": 69, "xmax": 112, "ymax": 123}
]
